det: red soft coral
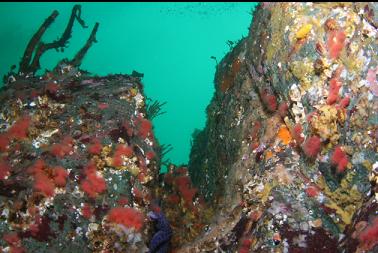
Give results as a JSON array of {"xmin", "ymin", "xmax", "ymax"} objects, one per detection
[
  {"xmin": 327, "ymin": 30, "xmax": 346, "ymax": 59},
  {"xmin": 3, "ymin": 232, "xmax": 25, "ymax": 253},
  {"xmin": 358, "ymin": 217, "xmax": 378, "ymax": 251},
  {"xmin": 97, "ymin": 102, "xmax": 109, "ymax": 110},
  {"xmin": 175, "ymin": 176, "xmax": 191, "ymax": 189},
  {"xmin": 81, "ymin": 203, "xmax": 92, "ymax": 219},
  {"xmin": 53, "ymin": 166, "xmax": 68, "ymax": 187},
  {"xmin": 88, "ymin": 139, "xmax": 103, "ymax": 155},
  {"xmin": 180, "ymin": 187, "xmax": 197, "ymax": 207},
  {"xmin": 3, "ymin": 232, "xmax": 20, "ymax": 245},
  {"xmin": 146, "ymin": 151, "xmax": 155, "ymax": 160},
  {"xmin": 81, "ymin": 162, "xmax": 106, "ymax": 198},
  {"xmin": 10, "ymin": 246, "xmax": 26, "ymax": 253},
  {"xmin": 50, "ymin": 136, "xmax": 74, "ymax": 158},
  {"xmin": 305, "ymin": 185, "xmax": 320, "ymax": 197},
  {"xmin": 107, "ymin": 207, "xmax": 144, "ymax": 231},
  {"xmin": 132, "ymin": 187, "xmax": 143, "ymax": 200},
  {"xmin": 338, "ymin": 96, "xmax": 350, "ymax": 108},
  {"xmin": 0, "ymin": 133, "xmax": 10, "ymax": 152},
  {"xmin": 122, "ymin": 121, "xmax": 134, "ymax": 137},
  {"xmin": 278, "ymin": 102, "xmax": 289, "ymax": 117},
  {"xmin": 292, "ymin": 123, "xmax": 305, "ymax": 145},
  {"xmin": 112, "ymin": 144, "xmax": 133, "ymax": 167},
  {"xmin": 34, "ymin": 172, "xmax": 55, "ymax": 197},
  {"xmin": 175, "ymin": 175, "xmax": 197, "ymax": 207},
  {"xmin": 175, "ymin": 167, "xmax": 188, "ymax": 175},
  {"xmin": 163, "ymin": 173, "xmax": 174, "ymax": 185},
  {"xmin": 239, "ymin": 238, "xmax": 252, "ymax": 253},
  {"xmin": 27, "ymin": 159, "xmax": 46, "ymax": 174},
  {"xmin": 135, "ymin": 115, "xmax": 152, "ymax": 139},
  {"xmin": 260, "ymin": 89, "xmax": 277, "ymax": 112},
  {"xmin": 302, "ymin": 136, "xmax": 321, "ymax": 158},
  {"xmin": 331, "ymin": 146, "xmax": 349, "ymax": 173},
  {"xmin": 45, "ymin": 82, "xmax": 59, "ymax": 95},
  {"xmin": 117, "ymin": 197, "xmax": 129, "ymax": 206},
  {"xmin": 327, "ymin": 77, "xmax": 342, "ymax": 105},
  {"xmin": 8, "ymin": 116, "xmax": 31, "ymax": 140},
  {"xmin": 167, "ymin": 194, "xmax": 180, "ymax": 204}
]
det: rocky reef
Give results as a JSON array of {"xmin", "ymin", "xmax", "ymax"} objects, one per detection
[
  {"xmin": 1, "ymin": 2, "xmax": 377, "ymax": 253},
  {"xmin": 0, "ymin": 5, "xmax": 164, "ymax": 253},
  {"xmin": 186, "ymin": 2, "xmax": 377, "ymax": 253}
]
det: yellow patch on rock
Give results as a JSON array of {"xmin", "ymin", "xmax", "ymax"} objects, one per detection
[{"xmin": 296, "ymin": 24, "xmax": 313, "ymax": 39}]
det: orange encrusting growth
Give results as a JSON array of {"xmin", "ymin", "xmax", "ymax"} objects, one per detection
[{"xmin": 277, "ymin": 125, "xmax": 292, "ymax": 145}]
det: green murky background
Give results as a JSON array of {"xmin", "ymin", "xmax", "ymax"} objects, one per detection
[{"xmin": 0, "ymin": 2, "xmax": 257, "ymax": 167}]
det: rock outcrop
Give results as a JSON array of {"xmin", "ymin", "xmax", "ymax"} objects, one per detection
[
  {"xmin": 187, "ymin": 2, "xmax": 377, "ymax": 252},
  {"xmin": 0, "ymin": 5, "xmax": 163, "ymax": 253},
  {"xmin": 1, "ymin": 3, "xmax": 377, "ymax": 253}
]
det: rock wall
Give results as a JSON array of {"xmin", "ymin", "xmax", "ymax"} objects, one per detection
[
  {"xmin": 188, "ymin": 2, "xmax": 377, "ymax": 252},
  {"xmin": 0, "ymin": 67, "xmax": 162, "ymax": 252}
]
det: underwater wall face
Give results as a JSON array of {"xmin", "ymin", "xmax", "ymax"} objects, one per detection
[{"xmin": 188, "ymin": 2, "xmax": 378, "ymax": 252}]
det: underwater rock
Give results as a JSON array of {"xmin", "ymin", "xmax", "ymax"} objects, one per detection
[
  {"xmin": 0, "ymin": 5, "xmax": 163, "ymax": 253},
  {"xmin": 2, "ymin": 2, "xmax": 377, "ymax": 253},
  {"xmin": 187, "ymin": 2, "xmax": 377, "ymax": 253}
]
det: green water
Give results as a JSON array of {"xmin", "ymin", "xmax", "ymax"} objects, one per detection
[{"xmin": 0, "ymin": 2, "xmax": 257, "ymax": 168}]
